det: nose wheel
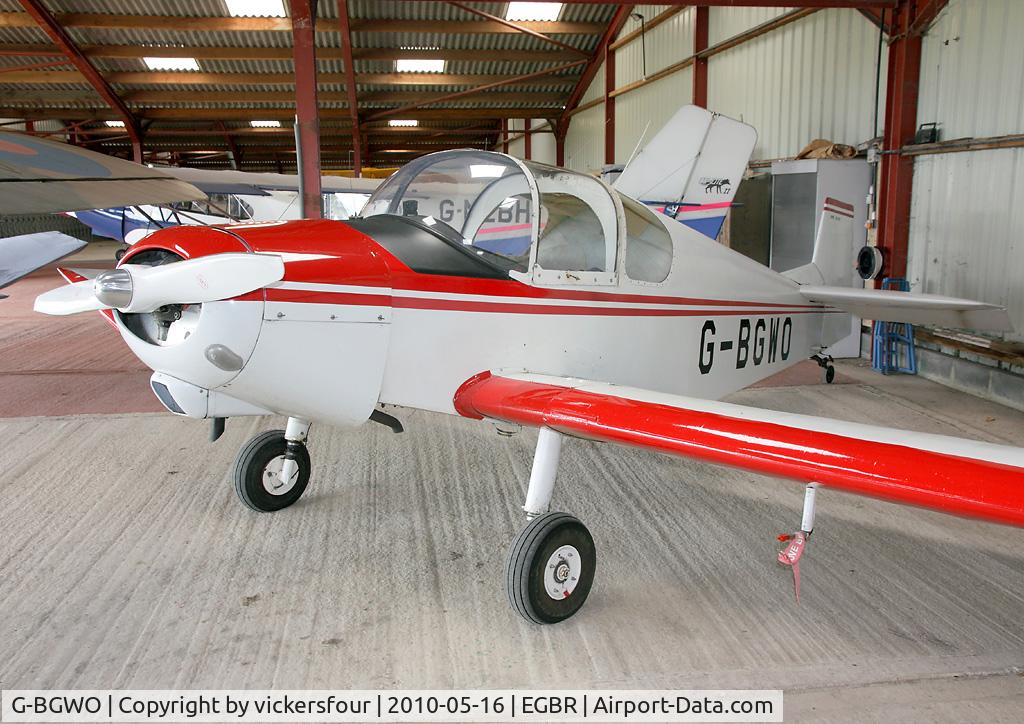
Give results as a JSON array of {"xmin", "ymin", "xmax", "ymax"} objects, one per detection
[
  {"xmin": 506, "ymin": 512, "xmax": 596, "ymax": 624},
  {"xmin": 233, "ymin": 428, "xmax": 311, "ymax": 512}
]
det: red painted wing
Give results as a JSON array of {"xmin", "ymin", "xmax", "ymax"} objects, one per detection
[{"xmin": 454, "ymin": 372, "xmax": 1024, "ymax": 528}]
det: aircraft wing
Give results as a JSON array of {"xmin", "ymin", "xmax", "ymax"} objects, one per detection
[
  {"xmin": 0, "ymin": 231, "xmax": 86, "ymax": 289},
  {"xmin": 454, "ymin": 372, "xmax": 1024, "ymax": 528},
  {"xmin": 798, "ymin": 285, "xmax": 1013, "ymax": 332},
  {"xmin": 0, "ymin": 131, "xmax": 204, "ymax": 215},
  {"xmin": 162, "ymin": 166, "xmax": 381, "ymax": 194}
]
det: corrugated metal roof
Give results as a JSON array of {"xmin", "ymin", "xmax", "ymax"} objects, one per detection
[{"xmin": 0, "ymin": 1, "xmax": 612, "ymax": 169}]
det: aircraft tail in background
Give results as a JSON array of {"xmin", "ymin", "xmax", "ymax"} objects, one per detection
[{"xmin": 611, "ymin": 105, "xmax": 757, "ymax": 240}]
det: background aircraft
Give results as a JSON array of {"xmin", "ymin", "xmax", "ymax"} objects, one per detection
[
  {"xmin": 0, "ymin": 130, "xmax": 203, "ymax": 290},
  {"xmin": 71, "ymin": 167, "xmax": 381, "ymax": 251}
]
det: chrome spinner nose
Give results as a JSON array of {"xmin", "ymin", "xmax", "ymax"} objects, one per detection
[{"xmin": 93, "ymin": 268, "xmax": 133, "ymax": 308}]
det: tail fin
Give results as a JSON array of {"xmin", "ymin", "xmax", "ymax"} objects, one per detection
[
  {"xmin": 783, "ymin": 197, "xmax": 856, "ymax": 286},
  {"xmin": 612, "ymin": 105, "xmax": 756, "ymax": 240}
]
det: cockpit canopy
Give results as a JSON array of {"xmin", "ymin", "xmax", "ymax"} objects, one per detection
[{"xmin": 361, "ymin": 149, "xmax": 673, "ymax": 285}]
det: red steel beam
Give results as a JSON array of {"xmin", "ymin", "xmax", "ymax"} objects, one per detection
[
  {"xmin": 446, "ymin": 1, "xmax": 589, "ymax": 57},
  {"xmin": 501, "ymin": 119, "xmax": 509, "ymax": 153},
  {"xmin": 877, "ymin": 1, "xmax": 922, "ymax": 280},
  {"xmin": 523, "ymin": 120, "xmax": 532, "ymax": 160},
  {"xmin": 289, "ymin": 0, "xmax": 322, "ymax": 219},
  {"xmin": 692, "ymin": 6, "xmax": 709, "ymax": 108},
  {"xmin": 558, "ymin": 4, "xmax": 633, "ymax": 142},
  {"xmin": 217, "ymin": 120, "xmax": 241, "ymax": 169},
  {"xmin": 0, "ymin": 57, "xmax": 68, "ymax": 73},
  {"xmin": 17, "ymin": 0, "xmax": 142, "ymax": 162},
  {"xmin": 337, "ymin": 0, "xmax": 361, "ymax": 176},
  {"xmin": 858, "ymin": 7, "xmax": 889, "ymax": 32},
  {"xmin": 907, "ymin": 0, "xmax": 949, "ymax": 36}
]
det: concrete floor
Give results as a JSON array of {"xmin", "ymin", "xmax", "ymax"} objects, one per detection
[{"xmin": 1, "ymin": 260, "xmax": 1023, "ymax": 722}]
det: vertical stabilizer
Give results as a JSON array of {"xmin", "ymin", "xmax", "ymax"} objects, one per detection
[
  {"xmin": 612, "ymin": 105, "xmax": 757, "ymax": 240},
  {"xmin": 785, "ymin": 196, "xmax": 857, "ymax": 348},
  {"xmin": 784, "ymin": 197, "xmax": 856, "ymax": 286}
]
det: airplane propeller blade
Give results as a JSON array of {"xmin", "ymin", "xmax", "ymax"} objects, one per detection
[
  {"xmin": 33, "ymin": 279, "xmax": 107, "ymax": 315},
  {"xmin": 34, "ymin": 252, "xmax": 285, "ymax": 316}
]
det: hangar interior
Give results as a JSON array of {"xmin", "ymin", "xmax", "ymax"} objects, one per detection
[
  {"xmin": 3, "ymin": 0, "xmax": 1021, "ymax": 403},
  {"xmin": 1, "ymin": 0, "xmax": 1023, "ymax": 719}
]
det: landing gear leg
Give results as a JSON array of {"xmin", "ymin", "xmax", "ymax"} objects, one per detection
[
  {"xmin": 233, "ymin": 417, "xmax": 311, "ymax": 512},
  {"xmin": 505, "ymin": 428, "xmax": 596, "ymax": 624},
  {"xmin": 812, "ymin": 353, "xmax": 836, "ymax": 384}
]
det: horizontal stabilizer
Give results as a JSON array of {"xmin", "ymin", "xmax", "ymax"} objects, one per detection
[{"xmin": 798, "ymin": 285, "xmax": 1013, "ymax": 332}]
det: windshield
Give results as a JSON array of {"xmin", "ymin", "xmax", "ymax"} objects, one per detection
[{"xmin": 361, "ymin": 150, "xmax": 534, "ymax": 272}]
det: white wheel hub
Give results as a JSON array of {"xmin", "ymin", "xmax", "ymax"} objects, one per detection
[
  {"xmin": 262, "ymin": 455, "xmax": 298, "ymax": 495},
  {"xmin": 543, "ymin": 544, "xmax": 582, "ymax": 600}
]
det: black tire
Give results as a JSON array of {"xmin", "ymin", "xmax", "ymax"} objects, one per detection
[
  {"xmin": 233, "ymin": 429, "xmax": 311, "ymax": 512},
  {"xmin": 825, "ymin": 365, "xmax": 836, "ymax": 384},
  {"xmin": 505, "ymin": 512, "xmax": 596, "ymax": 624}
]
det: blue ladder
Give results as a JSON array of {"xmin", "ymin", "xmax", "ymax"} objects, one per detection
[{"xmin": 872, "ymin": 277, "xmax": 917, "ymax": 375}]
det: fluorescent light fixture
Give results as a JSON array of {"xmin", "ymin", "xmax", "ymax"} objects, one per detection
[
  {"xmin": 250, "ymin": 120, "xmax": 281, "ymax": 128},
  {"xmin": 225, "ymin": 0, "xmax": 285, "ymax": 16},
  {"xmin": 470, "ymin": 164, "xmax": 506, "ymax": 179},
  {"xmin": 104, "ymin": 120, "xmax": 125, "ymax": 127},
  {"xmin": 396, "ymin": 58, "xmax": 445, "ymax": 73},
  {"xmin": 388, "ymin": 119, "xmax": 419, "ymax": 127},
  {"xmin": 144, "ymin": 56, "xmax": 199, "ymax": 71},
  {"xmin": 505, "ymin": 2, "xmax": 563, "ymax": 22}
]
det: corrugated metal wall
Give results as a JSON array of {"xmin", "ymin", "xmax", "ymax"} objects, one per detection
[
  {"xmin": 707, "ymin": 9, "xmax": 887, "ymax": 160},
  {"xmin": 564, "ymin": 61, "xmax": 605, "ymax": 173},
  {"xmin": 917, "ymin": 0, "xmax": 1024, "ymax": 139},
  {"xmin": 708, "ymin": 6, "xmax": 790, "ymax": 45},
  {"xmin": 909, "ymin": 150, "xmax": 1024, "ymax": 341},
  {"xmin": 564, "ymin": 6, "xmax": 887, "ymax": 170},
  {"xmin": 530, "ymin": 120, "xmax": 557, "ymax": 165},
  {"xmin": 507, "ymin": 118, "xmax": 526, "ymax": 159},
  {"xmin": 614, "ymin": 5, "xmax": 694, "ymax": 165},
  {"xmin": 908, "ymin": 0, "xmax": 1024, "ymax": 341}
]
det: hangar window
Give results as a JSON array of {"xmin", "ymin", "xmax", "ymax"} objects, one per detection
[{"xmin": 622, "ymin": 196, "xmax": 673, "ymax": 283}]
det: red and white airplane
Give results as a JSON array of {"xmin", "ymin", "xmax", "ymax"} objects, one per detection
[{"xmin": 34, "ymin": 107, "xmax": 1024, "ymax": 625}]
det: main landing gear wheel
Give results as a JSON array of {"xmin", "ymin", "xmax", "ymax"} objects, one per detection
[
  {"xmin": 825, "ymin": 365, "xmax": 836, "ymax": 384},
  {"xmin": 233, "ymin": 429, "xmax": 311, "ymax": 512},
  {"xmin": 505, "ymin": 512, "xmax": 596, "ymax": 624}
]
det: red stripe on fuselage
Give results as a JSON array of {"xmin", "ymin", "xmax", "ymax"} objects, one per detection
[
  {"xmin": 387, "ymin": 273, "xmax": 825, "ymax": 310},
  {"xmin": 260, "ymin": 287, "xmax": 834, "ymax": 317}
]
